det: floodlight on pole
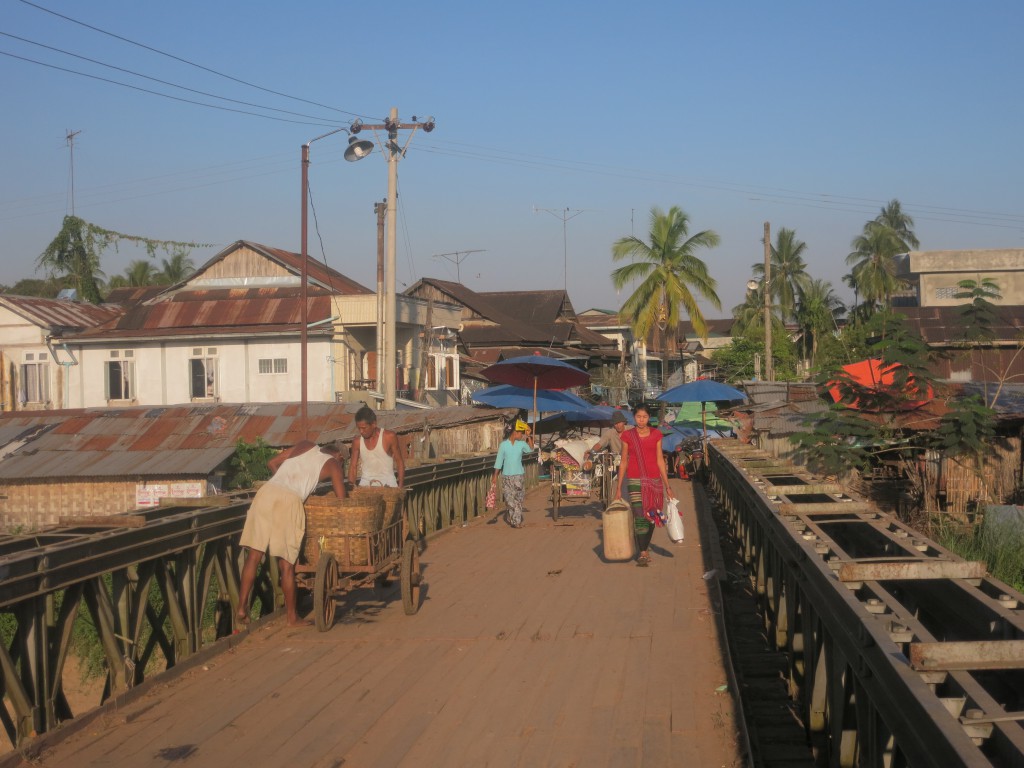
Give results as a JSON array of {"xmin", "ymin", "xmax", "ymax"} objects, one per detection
[
  {"xmin": 300, "ymin": 127, "xmax": 373, "ymax": 438},
  {"xmin": 351, "ymin": 109, "xmax": 435, "ymax": 410}
]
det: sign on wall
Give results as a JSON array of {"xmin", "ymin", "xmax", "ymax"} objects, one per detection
[{"xmin": 135, "ymin": 481, "xmax": 205, "ymax": 507}]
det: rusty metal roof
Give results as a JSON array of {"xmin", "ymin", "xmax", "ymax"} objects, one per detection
[
  {"xmin": 72, "ymin": 288, "xmax": 335, "ymax": 341},
  {"xmin": 0, "ymin": 403, "xmax": 510, "ymax": 480},
  {"xmin": 0, "ymin": 296, "xmax": 122, "ymax": 331}
]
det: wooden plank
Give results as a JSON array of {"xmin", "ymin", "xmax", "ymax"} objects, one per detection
[
  {"xmin": 910, "ymin": 640, "xmax": 1024, "ymax": 671},
  {"xmin": 764, "ymin": 483, "xmax": 843, "ymax": 496},
  {"xmin": 838, "ymin": 560, "xmax": 986, "ymax": 582},
  {"xmin": 779, "ymin": 502, "xmax": 872, "ymax": 514},
  {"xmin": 58, "ymin": 515, "xmax": 146, "ymax": 528},
  {"xmin": 157, "ymin": 496, "xmax": 232, "ymax": 507}
]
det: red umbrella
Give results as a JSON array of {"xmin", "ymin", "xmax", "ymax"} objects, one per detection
[{"xmin": 480, "ymin": 352, "xmax": 590, "ymax": 428}]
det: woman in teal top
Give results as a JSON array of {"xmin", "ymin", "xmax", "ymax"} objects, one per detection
[{"xmin": 491, "ymin": 422, "xmax": 535, "ymax": 528}]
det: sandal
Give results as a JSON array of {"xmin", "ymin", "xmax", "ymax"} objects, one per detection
[{"xmin": 637, "ymin": 554, "xmax": 650, "ymax": 567}]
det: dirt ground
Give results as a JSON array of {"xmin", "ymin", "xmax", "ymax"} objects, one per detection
[{"xmin": 15, "ymin": 478, "xmax": 744, "ymax": 767}]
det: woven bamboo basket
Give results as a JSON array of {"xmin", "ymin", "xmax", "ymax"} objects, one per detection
[
  {"xmin": 351, "ymin": 486, "xmax": 406, "ymax": 529},
  {"xmin": 304, "ymin": 494, "xmax": 385, "ymax": 567}
]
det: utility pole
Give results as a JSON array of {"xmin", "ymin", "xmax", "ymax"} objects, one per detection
[
  {"xmin": 374, "ymin": 198, "xmax": 386, "ymax": 391},
  {"xmin": 534, "ymin": 206, "xmax": 587, "ymax": 295},
  {"xmin": 432, "ymin": 250, "xmax": 485, "ymax": 283},
  {"xmin": 764, "ymin": 221, "xmax": 773, "ymax": 383},
  {"xmin": 350, "ymin": 109, "xmax": 434, "ymax": 410},
  {"xmin": 66, "ymin": 129, "xmax": 81, "ymax": 215}
]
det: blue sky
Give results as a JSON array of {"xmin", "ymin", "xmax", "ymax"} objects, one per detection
[{"xmin": 2, "ymin": 0, "xmax": 1022, "ymax": 316}]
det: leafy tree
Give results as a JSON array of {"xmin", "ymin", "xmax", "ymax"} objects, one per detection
[
  {"xmin": 751, "ymin": 227, "xmax": 809, "ymax": 322},
  {"xmin": 791, "ymin": 311, "xmax": 996, "ymax": 512},
  {"xmin": 37, "ymin": 216, "xmax": 209, "ymax": 304},
  {"xmin": 2, "ymin": 276, "xmax": 69, "ymax": 298},
  {"xmin": 37, "ymin": 216, "xmax": 107, "ymax": 303},
  {"xmin": 611, "ymin": 206, "xmax": 721, "ymax": 360},
  {"xmin": 713, "ymin": 329, "xmax": 799, "ymax": 383},
  {"xmin": 227, "ymin": 438, "xmax": 276, "ymax": 490}
]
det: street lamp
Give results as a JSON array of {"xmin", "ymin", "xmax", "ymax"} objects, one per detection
[
  {"xmin": 301, "ymin": 127, "xmax": 373, "ymax": 437},
  {"xmin": 350, "ymin": 109, "xmax": 434, "ymax": 410}
]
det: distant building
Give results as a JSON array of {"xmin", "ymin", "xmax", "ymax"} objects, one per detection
[{"xmin": 894, "ymin": 249, "xmax": 1024, "ymax": 307}]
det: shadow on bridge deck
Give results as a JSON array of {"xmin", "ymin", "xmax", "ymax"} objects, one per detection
[{"xmin": 19, "ymin": 479, "xmax": 742, "ymax": 768}]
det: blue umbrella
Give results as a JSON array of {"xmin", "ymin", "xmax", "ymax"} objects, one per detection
[
  {"xmin": 480, "ymin": 353, "xmax": 590, "ymax": 428},
  {"xmin": 657, "ymin": 379, "xmax": 746, "ymax": 460},
  {"xmin": 657, "ymin": 379, "xmax": 746, "ymax": 404},
  {"xmin": 471, "ymin": 384, "xmax": 591, "ymax": 415}
]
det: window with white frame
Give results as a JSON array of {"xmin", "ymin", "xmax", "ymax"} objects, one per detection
[
  {"xmin": 190, "ymin": 347, "xmax": 218, "ymax": 399},
  {"xmin": 427, "ymin": 354, "xmax": 458, "ymax": 389},
  {"xmin": 258, "ymin": 358, "xmax": 288, "ymax": 374},
  {"xmin": 106, "ymin": 350, "xmax": 136, "ymax": 401},
  {"xmin": 19, "ymin": 352, "xmax": 49, "ymax": 404}
]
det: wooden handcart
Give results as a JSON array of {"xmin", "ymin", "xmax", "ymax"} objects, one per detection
[
  {"xmin": 297, "ymin": 488, "xmax": 421, "ymax": 632},
  {"xmin": 549, "ymin": 450, "xmax": 617, "ymax": 521}
]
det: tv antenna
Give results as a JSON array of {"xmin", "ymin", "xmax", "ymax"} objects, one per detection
[
  {"xmin": 65, "ymin": 129, "xmax": 82, "ymax": 215},
  {"xmin": 533, "ymin": 206, "xmax": 589, "ymax": 294},
  {"xmin": 432, "ymin": 249, "xmax": 485, "ymax": 282}
]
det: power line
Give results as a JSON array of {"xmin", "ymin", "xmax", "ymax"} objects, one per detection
[
  {"xmin": 0, "ymin": 30, "xmax": 344, "ymax": 124},
  {"xmin": 0, "ymin": 49, "xmax": 342, "ymax": 127},
  {"xmin": 16, "ymin": 0, "xmax": 375, "ymax": 120}
]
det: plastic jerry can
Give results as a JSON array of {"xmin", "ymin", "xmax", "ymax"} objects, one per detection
[{"xmin": 602, "ymin": 499, "xmax": 636, "ymax": 561}]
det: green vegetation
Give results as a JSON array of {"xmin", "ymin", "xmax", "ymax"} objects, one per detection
[
  {"xmin": 227, "ymin": 437, "xmax": 276, "ymax": 490},
  {"xmin": 36, "ymin": 215, "xmax": 207, "ymax": 303},
  {"xmin": 713, "ymin": 331, "xmax": 799, "ymax": 383},
  {"xmin": 934, "ymin": 521, "xmax": 1024, "ymax": 593}
]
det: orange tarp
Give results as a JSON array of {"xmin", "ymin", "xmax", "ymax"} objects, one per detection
[{"xmin": 828, "ymin": 358, "xmax": 933, "ymax": 411}]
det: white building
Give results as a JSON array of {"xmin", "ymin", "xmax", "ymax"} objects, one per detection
[{"xmin": 3, "ymin": 241, "xmax": 462, "ymax": 411}]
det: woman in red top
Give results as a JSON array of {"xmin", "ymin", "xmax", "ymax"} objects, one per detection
[{"xmin": 614, "ymin": 404, "xmax": 674, "ymax": 566}]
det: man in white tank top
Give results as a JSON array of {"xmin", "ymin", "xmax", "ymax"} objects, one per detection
[
  {"xmin": 349, "ymin": 405, "xmax": 405, "ymax": 488},
  {"xmin": 237, "ymin": 440, "xmax": 346, "ymax": 628}
]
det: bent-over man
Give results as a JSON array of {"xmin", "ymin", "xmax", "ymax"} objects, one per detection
[{"xmin": 236, "ymin": 439, "xmax": 346, "ymax": 628}]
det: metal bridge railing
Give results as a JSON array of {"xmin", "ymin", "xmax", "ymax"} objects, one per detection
[
  {"xmin": 707, "ymin": 440, "xmax": 1024, "ymax": 768},
  {"xmin": 0, "ymin": 452, "xmax": 535, "ymax": 748}
]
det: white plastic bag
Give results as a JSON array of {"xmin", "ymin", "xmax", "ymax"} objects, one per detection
[{"xmin": 665, "ymin": 497, "xmax": 684, "ymax": 542}]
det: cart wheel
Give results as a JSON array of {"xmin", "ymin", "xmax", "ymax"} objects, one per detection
[
  {"xmin": 601, "ymin": 461, "xmax": 613, "ymax": 505},
  {"xmin": 401, "ymin": 539, "xmax": 421, "ymax": 615},
  {"xmin": 313, "ymin": 552, "xmax": 338, "ymax": 632}
]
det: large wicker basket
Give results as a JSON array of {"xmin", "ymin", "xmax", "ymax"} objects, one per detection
[
  {"xmin": 351, "ymin": 486, "xmax": 406, "ymax": 529},
  {"xmin": 304, "ymin": 494, "xmax": 385, "ymax": 567}
]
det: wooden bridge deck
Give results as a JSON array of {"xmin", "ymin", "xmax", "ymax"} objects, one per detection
[{"xmin": 20, "ymin": 479, "xmax": 742, "ymax": 767}]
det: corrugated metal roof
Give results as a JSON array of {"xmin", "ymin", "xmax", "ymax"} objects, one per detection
[
  {"xmin": 0, "ymin": 403, "xmax": 510, "ymax": 480},
  {"xmin": 0, "ymin": 295, "xmax": 122, "ymax": 330},
  {"xmin": 73, "ymin": 289, "xmax": 335, "ymax": 341}
]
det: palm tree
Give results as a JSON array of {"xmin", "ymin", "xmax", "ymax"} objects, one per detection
[
  {"xmin": 876, "ymin": 199, "xmax": 920, "ymax": 251},
  {"xmin": 160, "ymin": 250, "xmax": 196, "ymax": 284},
  {"xmin": 611, "ymin": 206, "xmax": 721, "ymax": 359},
  {"xmin": 751, "ymin": 227, "xmax": 810, "ymax": 322},
  {"xmin": 846, "ymin": 221, "xmax": 905, "ymax": 311},
  {"xmin": 109, "ymin": 260, "xmax": 160, "ymax": 288},
  {"xmin": 796, "ymin": 278, "xmax": 845, "ymax": 367}
]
